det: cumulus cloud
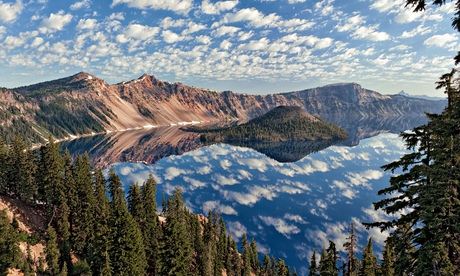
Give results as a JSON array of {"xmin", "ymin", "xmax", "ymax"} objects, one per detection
[
  {"xmin": 259, "ymin": 216, "xmax": 301, "ymax": 237},
  {"xmin": 112, "ymin": 0, "xmax": 193, "ymax": 15},
  {"xmin": 203, "ymin": 200, "xmax": 238, "ymax": 215},
  {"xmin": 162, "ymin": 30, "xmax": 183, "ymax": 43},
  {"xmin": 77, "ymin": 18, "xmax": 97, "ymax": 30},
  {"xmin": 0, "ymin": 0, "xmax": 22, "ymax": 23},
  {"xmin": 117, "ymin": 23, "xmax": 159, "ymax": 43},
  {"xmin": 227, "ymin": 221, "xmax": 247, "ymax": 240},
  {"xmin": 336, "ymin": 14, "xmax": 390, "ymax": 42},
  {"xmin": 70, "ymin": 0, "xmax": 91, "ymax": 10},
  {"xmin": 164, "ymin": 167, "xmax": 188, "ymax": 180},
  {"xmin": 39, "ymin": 11, "xmax": 73, "ymax": 34},
  {"xmin": 424, "ymin": 33, "xmax": 458, "ymax": 49},
  {"xmin": 201, "ymin": 0, "xmax": 238, "ymax": 15},
  {"xmin": 213, "ymin": 174, "xmax": 239, "ymax": 185}
]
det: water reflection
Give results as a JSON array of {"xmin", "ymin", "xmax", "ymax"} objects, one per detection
[
  {"xmin": 59, "ymin": 115, "xmax": 423, "ymax": 275},
  {"xmin": 61, "ymin": 115, "xmax": 425, "ymax": 166}
]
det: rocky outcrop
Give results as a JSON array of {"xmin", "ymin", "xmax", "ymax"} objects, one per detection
[{"xmin": 0, "ymin": 72, "xmax": 447, "ymax": 143}]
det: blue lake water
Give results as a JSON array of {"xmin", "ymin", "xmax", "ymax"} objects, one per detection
[{"xmin": 102, "ymin": 132, "xmax": 406, "ymax": 275}]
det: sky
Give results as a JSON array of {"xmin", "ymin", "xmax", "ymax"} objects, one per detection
[{"xmin": 0, "ymin": 0, "xmax": 457, "ymax": 96}]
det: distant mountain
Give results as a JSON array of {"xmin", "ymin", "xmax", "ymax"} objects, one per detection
[
  {"xmin": 196, "ymin": 106, "xmax": 347, "ymax": 143},
  {"xmin": 396, "ymin": 90, "xmax": 447, "ymax": 101},
  {"xmin": 0, "ymin": 73, "xmax": 447, "ymax": 143}
]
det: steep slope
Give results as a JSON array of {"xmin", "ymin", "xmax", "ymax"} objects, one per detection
[{"xmin": 0, "ymin": 73, "xmax": 447, "ymax": 143}]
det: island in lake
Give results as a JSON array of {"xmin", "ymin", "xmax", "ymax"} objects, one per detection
[{"xmin": 191, "ymin": 106, "xmax": 348, "ymax": 143}]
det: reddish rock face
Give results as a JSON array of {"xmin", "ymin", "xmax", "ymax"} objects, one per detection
[{"xmin": 0, "ymin": 72, "xmax": 446, "ymax": 143}]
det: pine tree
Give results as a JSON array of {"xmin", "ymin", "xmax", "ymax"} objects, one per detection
[
  {"xmin": 343, "ymin": 223, "xmax": 358, "ymax": 276},
  {"xmin": 56, "ymin": 200, "xmax": 71, "ymax": 269},
  {"xmin": 128, "ymin": 182, "xmax": 144, "ymax": 226},
  {"xmin": 250, "ymin": 238, "xmax": 259, "ymax": 272},
  {"xmin": 158, "ymin": 188, "xmax": 193, "ymax": 275},
  {"xmin": 72, "ymin": 154, "xmax": 96, "ymax": 257},
  {"xmin": 141, "ymin": 175, "xmax": 159, "ymax": 276},
  {"xmin": 319, "ymin": 241, "xmax": 338, "ymax": 276},
  {"xmin": 360, "ymin": 238, "xmax": 377, "ymax": 276},
  {"xmin": 309, "ymin": 251, "xmax": 318, "ymax": 276},
  {"xmin": 276, "ymin": 259, "xmax": 289, "ymax": 276},
  {"xmin": 45, "ymin": 226, "xmax": 60, "ymax": 276},
  {"xmin": 108, "ymin": 170, "xmax": 147, "ymax": 276},
  {"xmin": 381, "ymin": 238, "xmax": 395, "ymax": 276},
  {"xmin": 0, "ymin": 138, "xmax": 8, "ymax": 195},
  {"xmin": 37, "ymin": 137, "xmax": 64, "ymax": 218},
  {"xmin": 88, "ymin": 169, "xmax": 111, "ymax": 275},
  {"xmin": 216, "ymin": 217, "xmax": 227, "ymax": 276},
  {"xmin": 0, "ymin": 210, "xmax": 20, "ymax": 274},
  {"xmin": 8, "ymin": 136, "xmax": 37, "ymax": 203},
  {"xmin": 241, "ymin": 233, "xmax": 252, "ymax": 276}
]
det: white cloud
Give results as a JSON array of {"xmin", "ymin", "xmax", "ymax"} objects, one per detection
[
  {"xmin": 212, "ymin": 25, "xmax": 240, "ymax": 37},
  {"xmin": 0, "ymin": 0, "xmax": 22, "ymax": 23},
  {"xmin": 227, "ymin": 221, "xmax": 247, "ymax": 240},
  {"xmin": 77, "ymin": 18, "xmax": 97, "ymax": 30},
  {"xmin": 164, "ymin": 167, "xmax": 187, "ymax": 180},
  {"xmin": 201, "ymin": 0, "xmax": 238, "ymax": 15},
  {"xmin": 31, "ymin": 36, "xmax": 44, "ymax": 47},
  {"xmin": 259, "ymin": 216, "xmax": 301, "ymax": 237},
  {"xmin": 39, "ymin": 11, "xmax": 73, "ymax": 34},
  {"xmin": 288, "ymin": 0, "xmax": 306, "ymax": 3},
  {"xmin": 203, "ymin": 200, "xmax": 237, "ymax": 215},
  {"xmin": 336, "ymin": 14, "xmax": 390, "ymax": 42},
  {"xmin": 162, "ymin": 30, "xmax": 183, "ymax": 43},
  {"xmin": 401, "ymin": 24, "xmax": 431, "ymax": 38},
  {"xmin": 213, "ymin": 174, "xmax": 239, "ymax": 185},
  {"xmin": 112, "ymin": 0, "xmax": 193, "ymax": 15},
  {"xmin": 424, "ymin": 33, "xmax": 458, "ymax": 49},
  {"xmin": 118, "ymin": 23, "xmax": 159, "ymax": 42},
  {"xmin": 70, "ymin": 0, "xmax": 91, "ymax": 10}
]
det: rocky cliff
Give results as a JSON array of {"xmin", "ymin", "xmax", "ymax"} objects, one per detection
[{"xmin": 0, "ymin": 72, "xmax": 447, "ymax": 143}]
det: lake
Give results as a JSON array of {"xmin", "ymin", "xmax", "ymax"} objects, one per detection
[{"xmin": 61, "ymin": 117, "xmax": 416, "ymax": 275}]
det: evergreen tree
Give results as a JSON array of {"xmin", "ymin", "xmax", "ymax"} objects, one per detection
[
  {"xmin": 343, "ymin": 223, "xmax": 358, "ymax": 276},
  {"xmin": 309, "ymin": 251, "xmax": 318, "ymax": 276},
  {"xmin": 127, "ymin": 182, "xmax": 144, "ymax": 226},
  {"xmin": 108, "ymin": 170, "xmax": 147, "ymax": 276},
  {"xmin": 0, "ymin": 139, "xmax": 8, "ymax": 195},
  {"xmin": 158, "ymin": 188, "xmax": 192, "ymax": 275},
  {"xmin": 88, "ymin": 169, "xmax": 111, "ymax": 275},
  {"xmin": 216, "ymin": 217, "xmax": 227, "ymax": 276},
  {"xmin": 250, "ymin": 238, "xmax": 259, "ymax": 272},
  {"xmin": 0, "ymin": 210, "xmax": 20, "ymax": 275},
  {"xmin": 8, "ymin": 136, "xmax": 36, "ymax": 203},
  {"xmin": 37, "ymin": 137, "xmax": 64, "ymax": 218},
  {"xmin": 381, "ymin": 238, "xmax": 395, "ymax": 276},
  {"xmin": 71, "ymin": 154, "xmax": 96, "ymax": 257},
  {"xmin": 360, "ymin": 238, "xmax": 377, "ymax": 276},
  {"xmin": 276, "ymin": 259, "xmax": 289, "ymax": 276},
  {"xmin": 241, "ymin": 233, "xmax": 252, "ymax": 276},
  {"xmin": 141, "ymin": 175, "xmax": 159, "ymax": 276},
  {"xmin": 45, "ymin": 226, "xmax": 60, "ymax": 276},
  {"xmin": 56, "ymin": 200, "xmax": 71, "ymax": 269},
  {"xmin": 319, "ymin": 241, "xmax": 338, "ymax": 276}
]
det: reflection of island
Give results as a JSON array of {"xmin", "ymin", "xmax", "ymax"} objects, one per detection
[{"xmin": 61, "ymin": 115, "xmax": 429, "ymax": 166}]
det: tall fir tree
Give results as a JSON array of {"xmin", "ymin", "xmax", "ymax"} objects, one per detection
[
  {"xmin": 88, "ymin": 169, "xmax": 111, "ymax": 275},
  {"xmin": 381, "ymin": 238, "xmax": 395, "ymax": 276},
  {"xmin": 141, "ymin": 175, "xmax": 160, "ymax": 276},
  {"xmin": 45, "ymin": 226, "xmax": 60, "ymax": 276},
  {"xmin": 72, "ymin": 154, "xmax": 96, "ymax": 257},
  {"xmin": 37, "ymin": 137, "xmax": 64, "ymax": 218},
  {"xmin": 158, "ymin": 188, "xmax": 193, "ymax": 276},
  {"xmin": 0, "ymin": 210, "xmax": 20, "ymax": 275},
  {"xmin": 309, "ymin": 251, "xmax": 318, "ymax": 276},
  {"xmin": 241, "ymin": 233, "xmax": 252, "ymax": 276},
  {"xmin": 108, "ymin": 170, "xmax": 147, "ymax": 276},
  {"xmin": 343, "ymin": 223, "xmax": 358, "ymax": 276},
  {"xmin": 360, "ymin": 238, "xmax": 378, "ymax": 276},
  {"xmin": 127, "ymin": 183, "xmax": 144, "ymax": 227},
  {"xmin": 8, "ymin": 136, "xmax": 37, "ymax": 203}
]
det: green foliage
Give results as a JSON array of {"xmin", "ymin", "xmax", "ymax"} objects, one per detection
[
  {"xmin": 198, "ymin": 106, "xmax": 347, "ymax": 143},
  {"xmin": 360, "ymin": 238, "xmax": 378, "ymax": 276},
  {"xmin": 319, "ymin": 241, "xmax": 338, "ymax": 276},
  {"xmin": 308, "ymin": 251, "xmax": 318, "ymax": 276},
  {"xmin": 0, "ymin": 210, "xmax": 21, "ymax": 275},
  {"xmin": 45, "ymin": 226, "xmax": 60, "ymax": 276},
  {"xmin": 108, "ymin": 171, "xmax": 147, "ymax": 276}
]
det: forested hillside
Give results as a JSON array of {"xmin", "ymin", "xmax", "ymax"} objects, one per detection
[{"xmin": 196, "ymin": 106, "xmax": 347, "ymax": 143}]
